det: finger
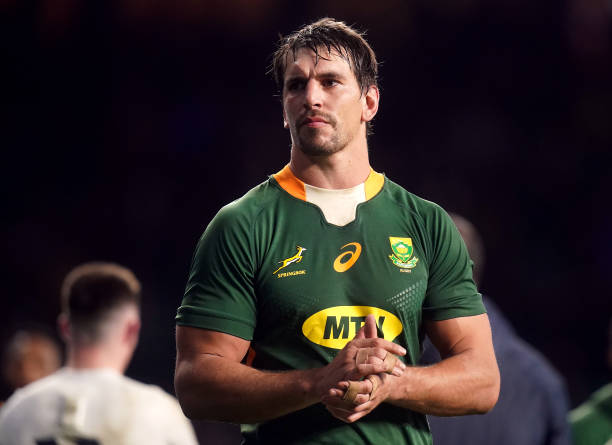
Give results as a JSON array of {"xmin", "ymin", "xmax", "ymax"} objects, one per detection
[
  {"xmin": 322, "ymin": 392, "xmax": 371, "ymax": 408},
  {"xmin": 383, "ymin": 353, "xmax": 399, "ymax": 374},
  {"xmin": 347, "ymin": 379, "xmax": 372, "ymax": 395},
  {"xmin": 341, "ymin": 380, "xmax": 360, "ymax": 404},
  {"xmin": 356, "ymin": 346, "xmax": 402, "ymax": 366},
  {"xmin": 356, "ymin": 348, "xmax": 369, "ymax": 366},
  {"xmin": 345, "ymin": 408, "xmax": 372, "ymax": 423},
  {"xmin": 328, "ymin": 399, "xmax": 378, "ymax": 424},
  {"xmin": 325, "ymin": 405, "xmax": 350, "ymax": 419},
  {"xmin": 321, "ymin": 394, "xmax": 352, "ymax": 407},
  {"xmin": 323, "ymin": 388, "xmax": 345, "ymax": 399},
  {"xmin": 355, "ymin": 348, "xmax": 387, "ymax": 366},
  {"xmin": 326, "ymin": 406, "xmax": 357, "ymax": 424},
  {"xmin": 352, "ymin": 393, "xmax": 371, "ymax": 405},
  {"xmin": 323, "ymin": 391, "xmax": 369, "ymax": 410},
  {"xmin": 364, "ymin": 314, "xmax": 378, "ymax": 339},
  {"xmin": 360, "ymin": 351, "xmax": 405, "ymax": 375},
  {"xmin": 340, "ymin": 379, "xmax": 373, "ymax": 403},
  {"xmin": 356, "ymin": 362, "xmax": 399, "ymax": 377},
  {"xmin": 350, "ymin": 338, "xmax": 406, "ymax": 356},
  {"xmin": 336, "ymin": 381, "xmax": 350, "ymax": 390},
  {"xmin": 367, "ymin": 375, "xmax": 380, "ymax": 399}
]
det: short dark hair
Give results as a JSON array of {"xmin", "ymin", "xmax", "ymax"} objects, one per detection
[
  {"xmin": 271, "ymin": 18, "xmax": 378, "ymax": 96},
  {"xmin": 61, "ymin": 262, "xmax": 141, "ymax": 342}
]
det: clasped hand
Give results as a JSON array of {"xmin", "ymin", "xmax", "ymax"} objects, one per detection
[{"xmin": 316, "ymin": 314, "xmax": 407, "ymax": 423}]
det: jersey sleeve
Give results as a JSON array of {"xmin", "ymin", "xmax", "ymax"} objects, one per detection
[
  {"xmin": 422, "ymin": 206, "xmax": 485, "ymax": 320},
  {"xmin": 176, "ymin": 202, "xmax": 258, "ymax": 340}
]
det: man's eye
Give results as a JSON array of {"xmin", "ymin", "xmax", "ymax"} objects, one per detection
[
  {"xmin": 287, "ymin": 80, "xmax": 305, "ymax": 91},
  {"xmin": 322, "ymin": 79, "xmax": 338, "ymax": 87}
]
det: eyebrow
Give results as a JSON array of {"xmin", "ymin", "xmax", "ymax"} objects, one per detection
[
  {"xmin": 284, "ymin": 70, "xmax": 346, "ymax": 84},
  {"xmin": 316, "ymin": 71, "xmax": 345, "ymax": 80}
]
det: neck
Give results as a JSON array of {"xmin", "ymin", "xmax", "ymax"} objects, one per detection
[
  {"xmin": 289, "ymin": 137, "xmax": 371, "ymax": 189},
  {"xmin": 65, "ymin": 342, "xmax": 131, "ymax": 374}
]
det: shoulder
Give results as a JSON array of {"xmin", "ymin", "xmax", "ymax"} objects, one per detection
[
  {"xmin": 216, "ymin": 177, "xmax": 280, "ymax": 220},
  {"xmin": 590, "ymin": 383, "xmax": 612, "ymax": 405},
  {"xmin": 199, "ymin": 177, "xmax": 282, "ymax": 239},
  {"xmin": 380, "ymin": 176, "xmax": 447, "ymax": 219},
  {"xmin": 191, "ymin": 177, "xmax": 284, "ymax": 255},
  {"xmin": 572, "ymin": 383, "xmax": 612, "ymax": 418},
  {"xmin": 570, "ymin": 384, "xmax": 612, "ymax": 435},
  {"xmin": 380, "ymin": 175, "xmax": 459, "ymax": 253},
  {"xmin": 1, "ymin": 370, "xmax": 62, "ymax": 409},
  {"xmin": 0, "ymin": 371, "xmax": 64, "ymax": 429}
]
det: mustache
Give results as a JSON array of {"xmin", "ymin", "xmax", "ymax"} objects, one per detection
[{"xmin": 298, "ymin": 112, "xmax": 335, "ymax": 127}]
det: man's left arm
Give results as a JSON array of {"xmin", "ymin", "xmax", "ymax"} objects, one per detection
[
  {"xmin": 322, "ymin": 313, "xmax": 499, "ymax": 422},
  {"xmin": 386, "ymin": 313, "xmax": 499, "ymax": 415}
]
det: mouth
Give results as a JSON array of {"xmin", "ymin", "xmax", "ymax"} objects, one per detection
[{"xmin": 300, "ymin": 115, "xmax": 331, "ymax": 128}]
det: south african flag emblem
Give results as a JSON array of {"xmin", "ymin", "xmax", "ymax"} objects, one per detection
[{"xmin": 389, "ymin": 237, "xmax": 419, "ymax": 269}]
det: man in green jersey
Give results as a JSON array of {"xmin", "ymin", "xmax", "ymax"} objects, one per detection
[{"xmin": 175, "ymin": 18, "xmax": 500, "ymax": 444}]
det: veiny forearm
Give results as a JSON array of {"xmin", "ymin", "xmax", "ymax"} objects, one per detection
[
  {"xmin": 175, "ymin": 354, "xmax": 320, "ymax": 423},
  {"xmin": 386, "ymin": 348, "xmax": 500, "ymax": 416}
]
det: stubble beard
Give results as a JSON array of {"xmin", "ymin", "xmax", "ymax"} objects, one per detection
[{"xmin": 293, "ymin": 123, "xmax": 350, "ymax": 157}]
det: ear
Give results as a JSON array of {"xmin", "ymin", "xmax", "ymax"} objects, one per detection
[
  {"xmin": 361, "ymin": 85, "xmax": 380, "ymax": 123},
  {"xmin": 57, "ymin": 313, "xmax": 71, "ymax": 343},
  {"xmin": 123, "ymin": 318, "xmax": 141, "ymax": 346}
]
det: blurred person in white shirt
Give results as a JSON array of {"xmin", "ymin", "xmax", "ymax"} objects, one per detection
[{"xmin": 0, "ymin": 262, "xmax": 197, "ymax": 445}]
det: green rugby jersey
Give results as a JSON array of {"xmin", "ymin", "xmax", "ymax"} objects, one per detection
[
  {"xmin": 176, "ymin": 165, "xmax": 485, "ymax": 445},
  {"xmin": 570, "ymin": 383, "xmax": 612, "ymax": 445}
]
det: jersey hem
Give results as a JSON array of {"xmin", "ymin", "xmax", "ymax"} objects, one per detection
[
  {"xmin": 176, "ymin": 309, "xmax": 255, "ymax": 341},
  {"xmin": 422, "ymin": 305, "xmax": 486, "ymax": 321}
]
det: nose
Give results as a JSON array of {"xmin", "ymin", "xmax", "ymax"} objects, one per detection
[{"xmin": 303, "ymin": 80, "xmax": 322, "ymax": 109}]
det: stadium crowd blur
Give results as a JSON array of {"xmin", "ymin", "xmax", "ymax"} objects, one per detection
[
  {"xmin": 0, "ymin": 329, "xmax": 61, "ymax": 404},
  {"xmin": 2, "ymin": 1, "xmax": 611, "ymax": 444}
]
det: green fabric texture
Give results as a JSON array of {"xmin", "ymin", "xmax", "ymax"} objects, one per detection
[
  {"xmin": 176, "ymin": 173, "xmax": 485, "ymax": 444},
  {"xmin": 570, "ymin": 383, "xmax": 612, "ymax": 445}
]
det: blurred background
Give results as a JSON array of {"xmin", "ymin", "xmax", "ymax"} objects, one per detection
[{"xmin": 1, "ymin": 0, "xmax": 610, "ymax": 433}]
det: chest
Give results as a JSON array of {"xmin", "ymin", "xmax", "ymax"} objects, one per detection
[{"xmin": 252, "ymin": 199, "xmax": 430, "ymax": 347}]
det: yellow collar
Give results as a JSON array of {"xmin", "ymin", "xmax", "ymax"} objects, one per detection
[{"xmin": 273, "ymin": 164, "xmax": 384, "ymax": 201}]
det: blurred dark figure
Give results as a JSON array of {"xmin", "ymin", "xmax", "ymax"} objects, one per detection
[
  {"xmin": 421, "ymin": 214, "xmax": 572, "ymax": 445},
  {"xmin": 0, "ymin": 328, "xmax": 62, "ymax": 403},
  {"xmin": 0, "ymin": 262, "xmax": 197, "ymax": 445},
  {"xmin": 569, "ymin": 318, "xmax": 612, "ymax": 444}
]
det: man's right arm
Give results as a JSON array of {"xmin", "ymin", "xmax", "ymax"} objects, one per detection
[{"xmin": 174, "ymin": 325, "xmax": 406, "ymax": 424}]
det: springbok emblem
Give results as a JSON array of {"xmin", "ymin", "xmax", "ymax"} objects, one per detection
[{"xmin": 273, "ymin": 246, "xmax": 307, "ymax": 274}]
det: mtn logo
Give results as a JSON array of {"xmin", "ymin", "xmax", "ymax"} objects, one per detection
[{"xmin": 301, "ymin": 306, "xmax": 403, "ymax": 349}]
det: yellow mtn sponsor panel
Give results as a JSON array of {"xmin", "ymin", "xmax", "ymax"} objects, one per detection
[{"xmin": 302, "ymin": 306, "xmax": 403, "ymax": 349}]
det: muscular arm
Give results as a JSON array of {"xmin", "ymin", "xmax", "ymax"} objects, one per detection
[
  {"xmin": 174, "ymin": 325, "xmax": 406, "ymax": 423},
  {"xmin": 322, "ymin": 313, "xmax": 499, "ymax": 422},
  {"xmin": 387, "ymin": 313, "xmax": 500, "ymax": 415}
]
